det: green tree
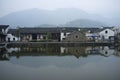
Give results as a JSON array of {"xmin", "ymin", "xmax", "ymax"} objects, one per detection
[
  {"xmin": 15, "ymin": 29, "xmax": 20, "ymax": 37},
  {"xmin": 46, "ymin": 32, "xmax": 52, "ymax": 40},
  {"xmin": 15, "ymin": 26, "xmax": 20, "ymax": 41}
]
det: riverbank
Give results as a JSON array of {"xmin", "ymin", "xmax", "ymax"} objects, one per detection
[{"xmin": 6, "ymin": 41, "xmax": 115, "ymax": 47}]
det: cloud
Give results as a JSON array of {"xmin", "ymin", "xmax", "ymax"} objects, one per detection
[{"xmin": 0, "ymin": 0, "xmax": 120, "ymax": 18}]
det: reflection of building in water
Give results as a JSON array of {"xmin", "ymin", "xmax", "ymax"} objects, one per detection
[
  {"xmin": 85, "ymin": 46, "xmax": 100, "ymax": 55},
  {"xmin": 60, "ymin": 47, "xmax": 87, "ymax": 58},
  {"xmin": 99, "ymin": 46, "xmax": 115, "ymax": 57},
  {"xmin": 60, "ymin": 47, "xmax": 68, "ymax": 54},
  {"xmin": 85, "ymin": 46, "xmax": 116, "ymax": 57},
  {"xmin": 0, "ymin": 48, "xmax": 9, "ymax": 60},
  {"xmin": 61, "ymin": 46, "xmax": 120, "ymax": 58},
  {"xmin": 7, "ymin": 48, "xmax": 20, "ymax": 53},
  {"xmin": 19, "ymin": 47, "xmax": 61, "ymax": 55},
  {"xmin": 1, "ymin": 46, "xmax": 120, "ymax": 61},
  {"xmin": 68, "ymin": 47, "xmax": 87, "ymax": 58},
  {"xmin": 0, "ymin": 47, "xmax": 21, "ymax": 60},
  {"xmin": 114, "ymin": 47, "xmax": 120, "ymax": 57}
]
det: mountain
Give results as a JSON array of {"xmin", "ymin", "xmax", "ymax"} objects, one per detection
[
  {"xmin": 0, "ymin": 8, "xmax": 118, "ymax": 27},
  {"xmin": 36, "ymin": 24, "xmax": 57, "ymax": 27},
  {"xmin": 63, "ymin": 19, "xmax": 106, "ymax": 27}
]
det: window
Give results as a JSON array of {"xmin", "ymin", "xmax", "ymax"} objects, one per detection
[
  {"xmin": 102, "ymin": 36, "xmax": 104, "ymax": 40},
  {"xmin": 28, "ymin": 35, "xmax": 30, "ymax": 38},
  {"xmin": 43, "ymin": 36, "xmax": 46, "ymax": 39},
  {"xmin": 105, "ymin": 31, "xmax": 108, "ymax": 34},
  {"xmin": 8, "ymin": 38, "xmax": 10, "ymax": 42},
  {"xmin": 64, "ymin": 33, "xmax": 66, "ymax": 36},
  {"xmin": 63, "ymin": 38, "xmax": 65, "ymax": 40},
  {"xmin": 105, "ymin": 51, "xmax": 108, "ymax": 54},
  {"xmin": 13, "ymin": 38, "xmax": 15, "ymax": 41},
  {"xmin": 75, "ymin": 35, "xmax": 78, "ymax": 38}
]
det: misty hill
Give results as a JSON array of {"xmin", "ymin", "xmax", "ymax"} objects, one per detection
[
  {"xmin": 0, "ymin": 8, "xmax": 111, "ymax": 27},
  {"xmin": 64, "ymin": 19, "xmax": 106, "ymax": 27},
  {"xmin": 36, "ymin": 24, "xmax": 57, "ymax": 27}
]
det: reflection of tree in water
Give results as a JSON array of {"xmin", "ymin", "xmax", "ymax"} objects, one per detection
[
  {"xmin": 8, "ymin": 46, "xmax": 88, "ymax": 59},
  {"xmin": 19, "ymin": 46, "xmax": 61, "ymax": 55},
  {"xmin": 1, "ymin": 45, "xmax": 120, "ymax": 61}
]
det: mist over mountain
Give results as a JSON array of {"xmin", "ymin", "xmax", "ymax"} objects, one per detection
[
  {"xmin": 63, "ymin": 19, "xmax": 106, "ymax": 27},
  {"xmin": 0, "ymin": 8, "xmax": 119, "ymax": 27}
]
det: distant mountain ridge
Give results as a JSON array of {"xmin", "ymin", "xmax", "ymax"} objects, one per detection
[
  {"xmin": 0, "ymin": 8, "xmax": 119, "ymax": 27},
  {"xmin": 63, "ymin": 19, "xmax": 106, "ymax": 27}
]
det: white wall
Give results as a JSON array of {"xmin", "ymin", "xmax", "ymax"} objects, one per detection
[
  {"xmin": 60, "ymin": 32, "xmax": 70, "ymax": 41},
  {"xmin": 99, "ymin": 29, "xmax": 114, "ymax": 40},
  {"xmin": 6, "ymin": 34, "xmax": 19, "ymax": 42},
  {"xmin": 2, "ymin": 27, "xmax": 9, "ymax": 34},
  {"xmin": 61, "ymin": 32, "xmax": 65, "ymax": 41},
  {"xmin": 5, "ymin": 27, "xmax": 9, "ymax": 34}
]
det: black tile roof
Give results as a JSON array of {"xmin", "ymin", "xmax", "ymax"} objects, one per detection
[
  {"xmin": 85, "ymin": 27, "xmax": 113, "ymax": 33},
  {"xmin": 8, "ymin": 29, "xmax": 17, "ymax": 34},
  {"xmin": 17, "ymin": 27, "xmax": 113, "ymax": 34},
  {"xmin": 19, "ymin": 27, "xmax": 60, "ymax": 34},
  {"xmin": 19, "ymin": 27, "xmax": 79, "ymax": 34},
  {"xmin": 60, "ymin": 27, "xmax": 79, "ymax": 32},
  {"xmin": 0, "ymin": 25, "xmax": 9, "ymax": 34}
]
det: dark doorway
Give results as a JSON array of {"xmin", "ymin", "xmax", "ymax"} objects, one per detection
[
  {"xmin": 32, "ymin": 34, "xmax": 37, "ymax": 40},
  {"xmin": 13, "ymin": 38, "xmax": 15, "ymax": 41},
  {"xmin": 8, "ymin": 38, "xmax": 10, "ymax": 42}
]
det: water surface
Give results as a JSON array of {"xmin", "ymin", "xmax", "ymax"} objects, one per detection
[{"xmin": 0, "ymin": 45, "xmax": 120, "ymax": 80}]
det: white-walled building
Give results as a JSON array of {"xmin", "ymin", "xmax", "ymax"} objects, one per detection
[
  {"xmin": 6, "ymin": 34, "xmax": 19, "ymax": 42},
  {"xmin": 85, "ymin": 27, "xmax": 115, "ymax": 42},
  {"xmin": 6, "ymin": 29, "xmax": 20, "ymax": 42},
  {"xmin": 86, "ymin": 33, "xmax": 99, "ymax": 42},
  {"xmin": 60, "ymin": 28, "xmax": 80, "ymax": 41},
  {"xmin": 99, "ymin": 29, "xmax": 115, "ymax": 41},
  {"xmin": 60, "ymin": 32, "xmax": 70, "ymax": 41}
]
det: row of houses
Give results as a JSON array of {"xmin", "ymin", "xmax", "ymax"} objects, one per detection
[{"xmin": 0, "ymin": 25, "xmax": 120, "ymax": 42}]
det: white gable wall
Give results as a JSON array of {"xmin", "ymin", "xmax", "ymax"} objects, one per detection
[
  {"xmin": 99, "ymin": 29, "xmax": 114, "ymax": 40},
  {"xmin": 6, "ymin": 34, "xmax": 19, "ymax": 41},
  {"xmin": 5, "ymin": 27, "xmax": 9, "ymax": 34},
  {"xmin": 2, "ymin": 27, "xmax": 9, "ymax": 34}
]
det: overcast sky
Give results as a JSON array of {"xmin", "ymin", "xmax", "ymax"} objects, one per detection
[{"xmin": 0, "ymin": 0, "xmax": 120, "ymax": 18}]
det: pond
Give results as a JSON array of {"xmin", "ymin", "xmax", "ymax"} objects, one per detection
[{"xmin": 0, "ymin": 45, "xmax": 120, "ymax": 80}]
